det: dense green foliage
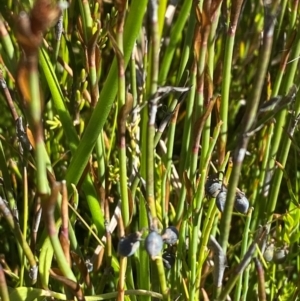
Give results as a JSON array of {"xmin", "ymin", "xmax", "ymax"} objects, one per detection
[{"xmin": 0, "ymin": 0, "xmax": 300, "ymax": 300}]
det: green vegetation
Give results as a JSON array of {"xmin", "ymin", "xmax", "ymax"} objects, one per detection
[{"xmin": 0, "ymin": 0, "xmax": 300, "ymax": 300}]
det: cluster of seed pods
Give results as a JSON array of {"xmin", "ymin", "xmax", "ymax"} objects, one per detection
[
  {"xmin": 205, "ymin": 175, "xmax": 249, "ymax": 214},
  {"xmin": 263, "ymin": 243, "xmax": 289, "ymax": 264},
  {"xmin": 117, "ymin": 226, "xmax": 179, "ymax": 268}
]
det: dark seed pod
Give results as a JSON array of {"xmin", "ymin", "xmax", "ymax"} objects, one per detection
[
  {"xmin": 216, "ymin": 190, "xmax": 227, "ymax": 212},
  {"xmin": 205, "ymin": 177, "xmax": 222, "ymax": 198},
  {"xmin": 162, "ymin": 251, "xmax": 175, "ymax": 269},
  {"xmin": 118, "ymin": 232, "xmax": 142, "ymax": 257},
  {"xmin": 273, "ymin": 248, "xmax": 288, "ymax": 264},
  {"xmin": 145, "ymin": 231, "xmax": 163, "ymax": 258},
  {"xmin": 161, "ymin": 226, "xmax": 179, "ymax": 245},
  {"xmin": 234, "ymin": 192, "xmax": 249, "ymax": 214}
]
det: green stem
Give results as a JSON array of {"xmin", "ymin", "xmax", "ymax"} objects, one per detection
[
  {"xmin": 219, "ymin": 2, "xmax": 278, "ymax": 253},
  {"xmin": 158, "ymin": 0, "xmax": 193, "ymax": 85},
  {"xmin": 39, "ymin": 48, "xmax": 105, "ymax": 235},
  {"xmin": 28, "ymin": 56, "xmax": 48, "ymax": 195},
  {"xmin": 219, "ymin": 0, "xmax": 244, "ymax": 164},
  {"xmin": 189, "ymin": 121, "xmax": 222, "ymax": 301},
  {"xmin": 147, "ymin": 0, "xmax": 160, "ymax": 222},
  {"xmin": 266, "ymin": 84, "xmax": 300, "ymax": 219},
  {"xmin": 42, "ymin": 183, "xmax": 77, "ymax": 282},
  {"xmin": 116, "ymin": 4, "xmax": 130, "ymax": 228},
  {"xmin": 20, "ymin": 164, "xmax": 29, "ymax": 286},
  {"xmin": 233, "ymin": 209, "xmax": 253, "ymax": 301},
  {"xmin": 0, "ymin": 197, "xmax": 37, "ymax": 283},
  {"xmin": 65, "ymin": 0, "xmax": 148, "ymax": 187},
  {"xmin": 176, "ymin": 62, "xmax": 196, "ymax": 224},
  {"xmin": 77, "ymin": 0, "xmax": 93, "ymax": 43},
  {"xmin": 265, "ymin": 27, "xmax": 300, "ymax": 219}
]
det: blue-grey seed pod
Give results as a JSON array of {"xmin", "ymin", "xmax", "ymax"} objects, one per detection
[
  {"xmin": 234, "ymin": 192, "xmax": 249, "ymax": 214},
  {"xmin": 216, "ymin": 190, "xmax": 227, "ymax": 212},
  {"xmin": 161, "ymin": 226, "xmax": 179, "ymax": 245},
  {"xmin": 263, "ymin": 244, "xmax": 274, "ymax": 262},
  {"xmin": 205, "ymin": 178, "xmax": 222, "ymax": 198},
  {"xmin": 118, "ymin": 232, "xmax": 142, "ymax": 257},
  {"xmin": 273, "ymin": 248, "xmax": 288, "ymax": 264},
  {"xmin": 162, "ymin": 251, "xmax": 175, "ymax": 269},
  {"xmin": 145, "ymin": 231, "xmax": 163, "ymax": 258}
]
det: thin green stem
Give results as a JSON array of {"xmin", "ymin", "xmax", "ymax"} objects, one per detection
[
  {"xmin": 250, "ymin": 124, "xmax": 273, "ymax": 231},
  {"xmin": 267, "ymin": 84, "xmax": 300, "ymax": 219},
  {"xmin": 233, "ymin": 209, "xmax": 253, "ymax": 301},
  {"xmin": 20, "ymin": 164, "xmax": 29, "ymax": 286},
  {"xmin": 219, "ymin": 2, "xmax": 278, "ymax": 253},
  {"xmin": 0, "ymin": 197, "xmax": 37, "ymax": 282},
  {"xmin": 189, "ymin": 121, "xmax": 222, "ymax": 301},
  {"xmin": 147, "ymin": 0, "xmax": 160, "ymax": 222},
  {"xmin": 176, "ymin": 62, "xmax": 196, "ymax": 224},
  {"xmin": 42, "ymin": 183, "xmax": 76, "ymax": 282},
  {"xmin": 158, "ymin": 0, "xmax": 193, "ymax": 85},
  {"xmin": 77, "ymin": 0, "xmax": 93, "ymax": 43},
  {"xmin": 219, "ymin": 0, "xmax": 244, "ymax": 164},
  {"xmin": 116, "ymin": 2, "xmax": 130, "ymax": 228},
  {"xmin": 28, "ymin": 56, "xmax": 48, "ymax": 195},
  {"xmin": 39, "ymin": 47, "xmax": 105, "ymax": 235},
  {"xmin": 265, "ymin": 27, "xmax": 300, "ymax": 219},
  {"xmin": 65, "ymin": 0, "xmax": 148, "ymax": 187}
]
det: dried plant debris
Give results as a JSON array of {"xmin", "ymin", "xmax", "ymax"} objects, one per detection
[{"xmin": 208, "ymin": 236, "xmax": 227, "ymax": 288}]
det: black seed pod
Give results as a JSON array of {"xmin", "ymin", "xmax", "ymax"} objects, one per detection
[
  {"xmin": 162, "ymin": 251, "xmax": 175, "ymax": 269},
  {"xmin": 216, "ymin": 190, "xmax": 227, "ymax": 212},
  {"xmin": 205, "ymin": 178, "xmax": 222, "ymax": 198},
  {"xmin": 118, "ymin": 232, "xmax": 142, "ymax": 257},
  {"xmin": 161, "ymin": 226, "xmax": 179, "ymax": 245},
  {"xmin": 145, "ymin": 231, "xmax": 163, "ymax": 258},
  {"xmin": 234, "ymin": 192, "xmax": 249, "ymax": 214}
]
